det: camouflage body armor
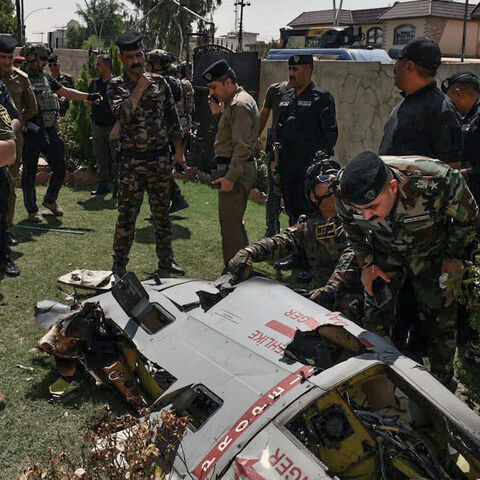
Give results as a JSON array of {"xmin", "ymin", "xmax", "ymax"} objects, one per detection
[{"xmin": 30, "ymin": 75, "xmax": 59, "ymax": 128}]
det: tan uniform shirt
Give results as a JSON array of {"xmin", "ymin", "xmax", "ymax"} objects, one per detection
[
  {"xmin": 215, "ymin": 86, "xmax": 259, "ymax": 183},
  {"xmin": 1, "ymin": 67, "xmax": 38, "ymax": 122}
]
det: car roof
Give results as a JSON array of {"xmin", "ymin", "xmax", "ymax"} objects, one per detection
[{"xmin": 266, "ymin": 48, "xmax": 394, "ymax": 63}]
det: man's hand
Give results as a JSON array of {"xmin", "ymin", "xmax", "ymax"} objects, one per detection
[
  {"xmin": 212, "ymin": 177, "xmax": 234, "ymax": 192},
  {"xmin": 361, "ymin": 264, "xmax": 390, "ymax": 296},
  {"xmin": 208, "ymin": 96, "xmax": 223, "ymax": 115},
  {"xmin": 136, "ymin": 74, "xmax": 152, "ymax": 93},
  {"xmin": 309, "ymin": 285, "xmax": 336, "ymax": 310},
  {"xmin": 87, "ymin": 92, "xmax": 103, "ymax": 105},
  {"xmin": 228, "ymin": 249, "xmax": 252, "ymax": 282}
]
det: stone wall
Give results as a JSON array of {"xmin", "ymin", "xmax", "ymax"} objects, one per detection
[{"xmin": 260, "ymin": 59, "xmax": 480, "ymax": 165}]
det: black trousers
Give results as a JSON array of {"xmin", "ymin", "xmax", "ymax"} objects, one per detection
[
  {"xmin": 22, "ymin": 127, "xmax": 65, "ymax": 214},
  {"xmin": 0, "ymin": 168, "xmax": 11, "ymax": 258},
  {"xmin": 280, "ymin": 170, "xmax": 307, "ymax": 226}
]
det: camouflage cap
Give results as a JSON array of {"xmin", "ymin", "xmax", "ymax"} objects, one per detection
[
  {"xmin": 340, "ymin": 151, "xmax": 388, "ymax": 205},
  {"xmin": 20, "ymin": 43, "xmax": 49, "ymax": 62}
]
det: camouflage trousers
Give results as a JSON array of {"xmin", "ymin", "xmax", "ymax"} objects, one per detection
[
  {"xmin": 114, "ymin": 154, "xmax": 172, "ymax": 268},
  {"xmin": 364, "ymin": 263, "xmax": 457, "ymax": 383}
]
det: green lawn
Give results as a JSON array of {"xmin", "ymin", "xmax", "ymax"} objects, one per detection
[{"xmin": 0, "ymin": 181, "xmax": 291, "ymax": 480}]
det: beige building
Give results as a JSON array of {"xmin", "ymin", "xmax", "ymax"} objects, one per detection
[{"xmin": 288, "ymin": 0, "xmax": 480, "ymax": 57}]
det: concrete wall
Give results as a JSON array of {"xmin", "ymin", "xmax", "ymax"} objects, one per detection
[
  {"xmin": 260, "ymin": 59, "xmax": 480, "ymax": 165},
  {"xmin": 14, "ymin": 48, "xmax": 89, "ymax": 81},
  {"xmin": 48, "ymin": 49, "xmax": 89, "ymax": 80},
  {"xmin": 438, "ymin": 19, "xmax": 480, "ymax": 57}
]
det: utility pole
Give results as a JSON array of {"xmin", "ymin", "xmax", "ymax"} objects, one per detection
[
  {"xmin": 234, "ymin": 0, "xmax": 250, "ymax": 52},
  {"xmin": 461, "ymin": 0, "xmax": 469, "ymax": 62}
]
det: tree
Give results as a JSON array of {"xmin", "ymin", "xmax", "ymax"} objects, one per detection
[
  {"xmin": 66, "ymin": 25, "xmax": 89, "ymax": 49},
  {"xmin": 0, "ymin": 0, "xmax": 17, "ymax": 36},
  {"xmin": 127, "ymin": 0, "xmax": 221, "ymax": 59},
  {"xmin": 75, "ymin": 0, "xmax": 124, "ymax": 47},
  {"xmin": 263, "ymin": 38, "xmax": 280, "ymax": 59}
]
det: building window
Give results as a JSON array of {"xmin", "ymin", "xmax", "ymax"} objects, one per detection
[
  {"xmin": 394, "ymin": 24, "xmax": 416, "ymax": 45},
  {"xmin": 367, "ymin": 27, "xmax": 383, "ymax": 47}
]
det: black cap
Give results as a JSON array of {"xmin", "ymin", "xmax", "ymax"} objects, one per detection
[
  {"xmin": 47, "ymin": 54, "xmax": 58, "ymax": 64},
  {"xmin": 202, "ymin": 59, "xmax": 232, "ymax": 82},
  {"xmin": 116, "ymin": 30, "xmax": 142, "ymax": 51},
  {"xmin": 288, "ymin": 54, "xmax": 313, "ymax": 66},
  {"xmin": 389, "ymin": 37, "xmax": 441, "ymax": 72},
  {"xmin": 441, "ymin": 71, "xmax": 480, "ymax": 93},
  {"xmin": 340, "ymin": 151, "xmax": 388, "ymax": 205},
  {"xmin": 0, "ymin": 34, "xmax": 17, "ymax": 54}
]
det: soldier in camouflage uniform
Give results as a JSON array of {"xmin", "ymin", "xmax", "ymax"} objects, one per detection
[
  {"xmin": 177, "ymin": 62, "xmax": 194, "ymax": 147},
  {"xmin": 145, "ymin": 50, "xmax": 188, "ymax": 214},
  {"xmin": 229, "ymin": 160, "xmax": 362, "ymax": 321},
  {"xmin": 0, "ymin": 34, "xmax": 38, "ymax": 246},
  {"xmin": 108, "ymin": 30, "xmax": 186, "ymax": 277},
  {"xmin": 337, "ymin": 151, "xmax": 480, "ymax": 384},
  {"xmin": 47, "ymin": 54, "xmax": 75, "ymax": 117}
]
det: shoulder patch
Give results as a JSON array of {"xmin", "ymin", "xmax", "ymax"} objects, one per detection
[
  {"xmin": 0, "ymin": 106, "xmax": 11, "ymax": 125},
  {"xmin": 315, "ymin": 221, "xmax": 337, "ymax": 240}
]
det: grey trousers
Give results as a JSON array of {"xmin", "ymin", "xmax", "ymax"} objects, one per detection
[{"xmin": 92, "ymin": 122, "xmax": 115, "ymax": 187}]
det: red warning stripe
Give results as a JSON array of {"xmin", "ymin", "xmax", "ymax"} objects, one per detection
[
  {"xmin": 265, "ymin": 320, "xmax": 296, "ymax": 339},
  {"xmin": 193, "ymin": 365, "xmax": 315, "ymax": 479}
]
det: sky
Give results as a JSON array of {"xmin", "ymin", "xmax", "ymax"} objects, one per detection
[{"xmin": 23, "ymin": 0, "xmax": 470, "ymax": 43}]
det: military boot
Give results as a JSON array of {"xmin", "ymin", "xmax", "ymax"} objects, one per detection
[
  {"xmin": 1, "ymin": 251, "xmax": 20, "ymax": 277},
  {"xmin": 112, "ymin": 255, "xmax": 128, "ymax": 278}
]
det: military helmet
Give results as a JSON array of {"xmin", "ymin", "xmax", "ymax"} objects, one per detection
[
  {"xmin": 20, "ymin": 43, "xmax": 49, "ymax": 62},
  {"xmin": 145, "ymin": 49, "xmax": 174, "ymax": 69},
  {"xmin": 304, "ymin": 157, "xmax": 340, "ymax": 197}
]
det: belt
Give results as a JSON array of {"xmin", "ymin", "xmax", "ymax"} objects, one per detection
[
  {"xmin": 122, "ymin": 148, "xmax": 169, "ymax": 160},
  {"xmin": 215, "ymin": 156, "xmax": 254, "ymax": 165}
]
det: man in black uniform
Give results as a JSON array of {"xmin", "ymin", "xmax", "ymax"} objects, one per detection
[
  {"xmin": 277, "ymin": 54, "xmax": 338, "ymax": 226},
  {"xmin": 442, "ymin": 71, "xmax": 480, "ymax": 201},
  {"xmin": 258, "ymin": 79, "xmax": 291, "ymax": 237},
  {"xmin": 86, "ymin": 54, "xmax": 117, "ymax": 196},
  {"xmin": 381, "ymin": 38, "xmax": 462, "ymax": 165}
]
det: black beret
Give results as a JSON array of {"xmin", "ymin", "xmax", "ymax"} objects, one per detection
[
  {"xmin": 202, "ymin": 59, "xmax": 233, "ymax": 82},
  {"xmin": 47, "ymin": 54, "xmax": 58, "ymax": 63},
  {"xmin": 0, "ymin": 34, "xmax": 17, "ymax": 54},
  {"xmin": 340, "ymin": 151, "xmax": 388, "ymax": 205},
  {"xmin": 116, "ymin": 30, "xmax": 142, "ymax": 51},
  {"xmin": 389, "ymin": 37, "xmax": 441, "ymax": 72},
  {"xmin": 441, "ymin": 71, "xmax": 480, "ymax": 93},
  {"xmin": 288, "ymin": 54, "xmax": 313, "ymax": 66}
]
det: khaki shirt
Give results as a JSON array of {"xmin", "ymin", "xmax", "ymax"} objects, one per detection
[
  {"xmin": 215, "ymin": 86, "xmax": 258, "ymax": 183},
  {"xmin": 1, "ymin": 67, "xmax": 38, "ymax": 122}
]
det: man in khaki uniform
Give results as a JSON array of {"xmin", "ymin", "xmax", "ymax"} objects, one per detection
[
  {"xmin": 0, "ymin": 34, "xmax": 38, "ymax": 245},
  {"xmin": 203, "ymin": 59, "xmax": 258, "ymax": 267}
]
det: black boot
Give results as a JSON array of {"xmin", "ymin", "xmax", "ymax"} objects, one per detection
[
  {"xmin": 112, "ymin": 255, "xmax": 128, "ymax": 278},
  {"xmin": 274, "ymin": 256, "xmax": 300, "ymax": 271},
  {"xmin": 1, "ymin": 251, "xmax": 20, "ymax": 277},
  {"xmin": 157, "ymin": 260, "xmax": 185, "ymax": 276},
  {"xmin": 6, "ymin": 231, "xmax": 18, "ymax": 246}
]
